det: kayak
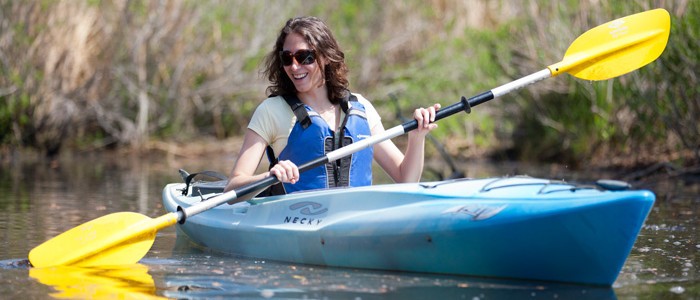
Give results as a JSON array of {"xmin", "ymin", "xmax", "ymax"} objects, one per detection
[{"xmin": 162, "ymin": 176, "xmax": 654, "ymax": 286}]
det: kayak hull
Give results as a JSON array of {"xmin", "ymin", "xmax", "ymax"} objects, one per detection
[{"xmin": 162, "ymin": 177, "xmax": 654, "ymax": 286}]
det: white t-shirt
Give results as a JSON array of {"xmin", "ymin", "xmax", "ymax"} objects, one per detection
[{"xmin": 248, "ymin": 93, "xmax": 382, "ymax": 157}]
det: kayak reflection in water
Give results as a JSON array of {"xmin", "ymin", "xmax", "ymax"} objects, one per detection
[{"xmin": 224, "ymin": 16, "xmax": 441, "ymax": 195}]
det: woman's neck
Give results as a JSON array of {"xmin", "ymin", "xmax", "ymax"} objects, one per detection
[
  {"xmin": 298, "ymin": 86, "xmax": 332, "ymax": 111},
  {"xmin": 299, "ymin": 86, "xmax": 340, "ymax": 129}
]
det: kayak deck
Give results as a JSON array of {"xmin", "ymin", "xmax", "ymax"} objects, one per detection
[{"xmin": 162, "ymin": 177, "xmax": 654, "ymax": 286}]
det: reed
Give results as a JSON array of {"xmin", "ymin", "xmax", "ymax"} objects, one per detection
[
  {"xmin": 504, "ymin": 0, "xmax": 698, "ymax": 166},
  {"xmin": 0, "ymin": 0, "xmax": 696, "ymax": 168}
]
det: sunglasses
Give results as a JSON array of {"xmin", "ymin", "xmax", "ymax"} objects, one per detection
[{"xmin": 279, "ymin": 49, "xmax": 316, "ymax": 66}]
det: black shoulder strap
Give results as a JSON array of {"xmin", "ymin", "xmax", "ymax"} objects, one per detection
[
  {"xmin": 334, "ymin": 92, "xmax": 360, "ymax": 161},
  {"xmin": 338, "ymin": 92, "xmax": 358, "ymax": 114},
  {"xmin": 282, "ymin": 94, "xmax": 312, "ymax": 129},
  {"xmin": 261, "ymin": 146, "xmax": 287, "ymax": 196},
  {"xmin": 265, "ymin": 145, "xmax": 279, "ymax": 167}
]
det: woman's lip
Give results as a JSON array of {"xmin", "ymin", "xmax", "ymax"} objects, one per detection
[{"xmin": 292, "ymin": 73, "xmax": 308, "ymax": 80}]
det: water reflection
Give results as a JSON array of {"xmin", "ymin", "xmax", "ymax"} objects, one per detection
[
  {"xmin": 161, "ymin": 275, "xmax": 616, "ymax": 300},
  {"xmin": 146, "ymin": 253, "xmax": 617, "ymax": 300},
  {"xmin": 29, "ymin": 263, "xmax": 163, "ymax": 299}
]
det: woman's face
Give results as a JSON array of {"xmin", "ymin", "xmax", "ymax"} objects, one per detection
[{"xmin": 282, "ymin": 32, "xmax": 324, "ymax": 95}]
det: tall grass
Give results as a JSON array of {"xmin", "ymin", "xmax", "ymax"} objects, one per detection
[
  {"xmin": 503, "ymin": 0, "xmax": 698, "ymax": 167},
  {"xmin": 0, "ymin": 0, "xmax": 696, "ymax": 168}
]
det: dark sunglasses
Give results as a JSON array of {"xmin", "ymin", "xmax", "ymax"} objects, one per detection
[{"xmin": 279, "ymin": 49, "xmax": 316, "ymax": 66}]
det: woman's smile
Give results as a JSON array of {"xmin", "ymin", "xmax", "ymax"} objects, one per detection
[{"xmin": 291, "ymin": 72, "xmax": 308, "ymax": 80}]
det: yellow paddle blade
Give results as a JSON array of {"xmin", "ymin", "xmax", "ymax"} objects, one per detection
[
  {"xmin": 29, "ymin": 263, "xmax": 164, "ymax": 299},
  {"xmin": 548, "ymin": 8, "xmax": 670, "ymax": 80},
  {"xmin": 28, "ymin": 212, "xmax": 178, "ymax": 268}
]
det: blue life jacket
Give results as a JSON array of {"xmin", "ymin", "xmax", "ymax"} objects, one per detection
[{"xmin": 265, "ymin": 93, "xmax": 373, "ymax": 194}]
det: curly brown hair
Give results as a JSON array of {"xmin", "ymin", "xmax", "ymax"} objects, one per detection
[{"xmin": 262, "ymin": 16, "xmax": 349, "ymax": 104}]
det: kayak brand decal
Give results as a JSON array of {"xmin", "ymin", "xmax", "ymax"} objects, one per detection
[
  {"xmin": 443, "ymin": 205, "xmax": 507, "ymax": 221},
  {"xmin": 289, "ymin": 201, "xmax": 328, "ymax": 215},
  {"xmin": 283, "ymin": 201, "xmax": 327, "ymax": 226}
]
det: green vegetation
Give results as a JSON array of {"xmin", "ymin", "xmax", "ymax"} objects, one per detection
[{"xmin": 0, "ymin": 0, "xmax": 697, "ymax": 168}]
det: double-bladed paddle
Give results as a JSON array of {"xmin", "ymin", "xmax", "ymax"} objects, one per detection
[{"xmin": 28, "ymin": 8, "xmax": 670, "ymax": 268}]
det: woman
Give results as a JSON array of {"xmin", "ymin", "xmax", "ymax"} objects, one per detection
[{"xmin": 224, "ymin": 16, "xmax": 440, "ymax": 194}]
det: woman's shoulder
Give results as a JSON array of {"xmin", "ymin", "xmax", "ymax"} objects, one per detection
[
  {"xmin": 349, "ymin": 93, "xmax": 376, "ymax": 109},
  {"xmin": 249, "ymin": 95, "xmax": 295, "ymax": 142},
  {"xmin": 259, "ymin": 95, "xmax": 288, "ymax": 109},
  {"xmin": 251, "ymin": 95, "xmax": 294, "ymax": 123},
  {"xmin": 349, "ymin": 92, "xmax": 381, "ymax": 126}
]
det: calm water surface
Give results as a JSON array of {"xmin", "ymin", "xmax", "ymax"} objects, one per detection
[{"xmin": 0, "ymin": 152, "xmax": 697, "ymax": 299}]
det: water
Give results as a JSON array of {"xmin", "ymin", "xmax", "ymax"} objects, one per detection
[{"xmin": 0, "ymin": 152, "xmax": 697, "ymax": 299}]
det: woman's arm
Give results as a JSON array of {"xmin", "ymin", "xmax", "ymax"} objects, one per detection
[
  {"xmin": 373, "ymin": 104, "xmax": 440, "ymax": 183},
  {"xmin": 224, "ymin": 129, "xmax": 268, "ymax": 192},
  {"xmin": 224, "ymin": 129, "xmax": 299, "ymax": 192}
]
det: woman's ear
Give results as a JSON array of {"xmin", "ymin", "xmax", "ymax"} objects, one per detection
[{"xmin": 316, "ymin": 55, "xmax": 326, "ymax": 67}]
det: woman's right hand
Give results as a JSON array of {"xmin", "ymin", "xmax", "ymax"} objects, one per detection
[{"xmin": 269, "ymin": 160, "xmax": 300, "ymax": 184}]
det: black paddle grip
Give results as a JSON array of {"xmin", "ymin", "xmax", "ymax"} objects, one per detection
[{"xmin": 402, "ymin": 91, "xmax": 494, "ymax": 132}]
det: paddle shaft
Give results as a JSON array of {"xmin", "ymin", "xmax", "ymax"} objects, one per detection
[{"xmin": 176, "ymin": 69, "xmax": 553, "ymax": 223}]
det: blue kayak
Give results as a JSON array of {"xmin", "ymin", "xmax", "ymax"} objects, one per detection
[{"xmin": 162, "ymin": 176, "xmax": 654, "ymax": 286}]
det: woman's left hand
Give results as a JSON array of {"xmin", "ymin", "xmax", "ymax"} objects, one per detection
[{"xmin": 412, "ymin": 103, "xmax": 441, "ymax": 136}]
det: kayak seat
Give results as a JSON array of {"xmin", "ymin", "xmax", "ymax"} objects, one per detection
[{"xmin": 178, "ymin": 169, "xmax": 228, "ymax": 197}]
